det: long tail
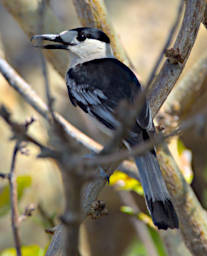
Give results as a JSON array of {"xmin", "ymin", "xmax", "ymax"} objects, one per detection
[{"xmin": 135, "ymin": 151, "xmax": 179, "ymax": 230}]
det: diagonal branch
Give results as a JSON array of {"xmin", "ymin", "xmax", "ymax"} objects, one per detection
[
  {"xmin": 149, "ymin": 0, "xmax": 206, "ymax": 117},
  {"xmin": 81, "ymin": 105, "xmax": 207, "ymax": 168},
  {"xmin": 164, "ymin": 51, "xmax": 207, "ymax": 117},
  {"xmin": 158, "ymin": 143, "xmax": 207, "ymax": 255},
  {"xmin": 146, "ymin": 0, "xmax": 184, "ymax": 88},
  {"xmin": 38, "ymin": 0, "xmax": 55, "ymax": 119}
]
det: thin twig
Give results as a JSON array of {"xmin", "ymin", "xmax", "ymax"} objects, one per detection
[
  {"xmin": 0, "ymin": 105, "xmax": 57, "ymax": 159},
  {"xmin": 38, "ymin": 0, "xmax": 55, "ymax": 119},
  {"xmin": 38, "ymin": 4, "xmax": 85, "ymax": 252},
  {"xmin": 9, "ymin": 141, "xmax": 22, "ymax": 256},
  {"xmin": 0, "ymin": 110, "xmax": 83, "ymax": 255},
  {"xmin": 0, "ymin": 173, "xmax": 9, "ymax": 179},
  {"xmin": 19, "ymin": 204, "xmax": 36, "ymax": 223},
  {"xmin": 81, "ymin": 105, "xmax": 207, "ymax": 168},
  {"xmin": 146, "ymin": 0, "xmax": 184, "ymax": 88}
]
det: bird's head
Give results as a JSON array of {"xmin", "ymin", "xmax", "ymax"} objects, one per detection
[{"xmin": 31, "ymin": 27, "xmax": 114, "ymax": 66}]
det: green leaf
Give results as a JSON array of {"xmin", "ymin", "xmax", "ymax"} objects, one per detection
[
  {"xmin": 0, "ymin": 245, "xmax": 44, "ymax": 256},
  {"xmin": 0, "ymin": 175, "xmax": 32, "ymax": 217},
  {"xmin": 120, "ymin": 206, "xmax": 135, "ymax": 215},
  {"xmin": 148, "ymin": 228, "xmax": 167, "ymax": 256},
  {"xmin": 124, "ymin": 239, "xmax": 147, "ymax": 256},
  {"xmin": 16, "ymin": 176, "xmax": 32, "ymax": 200}
]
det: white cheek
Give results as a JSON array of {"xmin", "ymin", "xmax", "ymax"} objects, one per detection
[
  {"xmin": 69, "ymin": 44, "xmax": 85, "ymax": 56},
  {"xmin": 68, "ymin": 38, "xmax": 114, "ymax": 67}
]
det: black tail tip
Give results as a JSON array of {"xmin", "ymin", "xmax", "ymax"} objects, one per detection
[{"xmin": 148, "ymin": 199, "xmax": 179, "ymax": 230}]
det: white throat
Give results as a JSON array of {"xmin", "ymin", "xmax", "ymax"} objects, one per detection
[{"xmin": 68, "ymin": 38, "xmax": 114, "ymax": 68}]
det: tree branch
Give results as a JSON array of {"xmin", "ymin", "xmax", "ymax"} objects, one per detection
[
  {"xmin": 160, "ymin": 230, "xmax": 192, "ymax": 256},
  {"xmin": 146, "ymin": 0, "xmax": 184, "ymax": 88},
  {"xmin": 0, "ymin": 106, "xmax": 86, "ymax": 256},
  {"xmin": 157, "ymin": 50, "xmax": 207, "ymax": 255},
  {"xmin": 164, "ymin": 51, "xmax": 207, "ymax": 118},
  {"xmin": 0, "ymin": 112, "xmax": 37, "ymax": 256},
  {"xmin": 0, "ymin": 105, "xmax": 56, "ymax": 158},
  {"xmin": 158, "ymin": 143, "xmax": 207, "ymax": 255},
  {"xmin": 149, "ymin": 0, "xmax": 206, "ymax": 117}
]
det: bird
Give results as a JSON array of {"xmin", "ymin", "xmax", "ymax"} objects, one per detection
[{"xmin": 32, "ymin": 27, "xmax": 179, "ymax": 230}]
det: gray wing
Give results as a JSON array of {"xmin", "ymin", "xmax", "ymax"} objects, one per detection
[{"xmin": 66, "ymin": 76, "xmax": 119, "ymax": 130}]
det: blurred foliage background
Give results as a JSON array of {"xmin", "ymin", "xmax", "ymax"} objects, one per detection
[{"xmin": 0, "ymin": 0, "xmax": 207, "ymax": 255}]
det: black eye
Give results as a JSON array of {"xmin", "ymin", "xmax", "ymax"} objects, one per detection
[{"xmin": 77, "ymin": 33, "xmax": 86, "ymax": 42}]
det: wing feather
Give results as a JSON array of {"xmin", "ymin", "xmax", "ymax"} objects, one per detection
[{"xmin": 66, "ymin": 58, "xmax": 153, "ymax": 134}]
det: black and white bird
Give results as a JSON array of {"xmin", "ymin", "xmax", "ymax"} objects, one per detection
[{"xmin": 32, "ymin": 27, "xmax": 179, "ymax": 230}]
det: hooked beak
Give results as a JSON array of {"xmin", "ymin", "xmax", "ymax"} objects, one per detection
[{"xmin": 31, "ymin": 34, "xmax": 68, "ymax": 50}]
